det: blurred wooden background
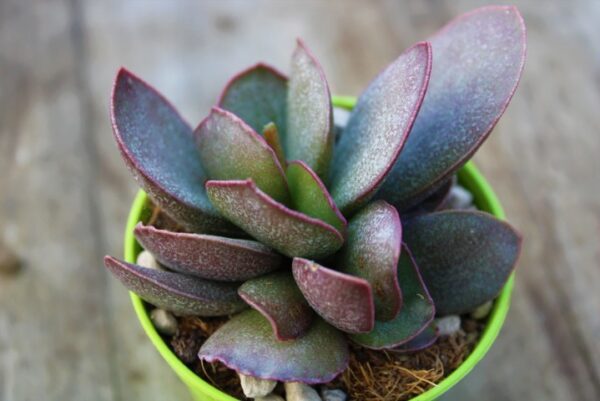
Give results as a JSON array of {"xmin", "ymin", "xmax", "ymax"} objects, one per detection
[{"xmin": 1, "ymin": 1, "xmax": 599, "ymax": 400}]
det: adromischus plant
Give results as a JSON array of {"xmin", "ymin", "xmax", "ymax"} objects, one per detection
[{"xmin": 104, "ymin": 6, "xmax": 525, "ymax": 385}]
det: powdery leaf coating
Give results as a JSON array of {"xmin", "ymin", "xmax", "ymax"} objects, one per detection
[
  {"xmin": 238, "ymin": 272, "xmax": 314, "ymax": 341},
  {"xmin": 350, "ymin": 246, "xmax": 435, "ymax": 349},
  {"xmin": 329, "ymin": 42, "xmax": 432, "ymax": 215},
  {"xmin": 286, "ymin": 160, "xmax": 347, "ymax": 234},
  {"xmin": 402, "ymin": 178, "xmax": 454, "ymax": 217},
  {"xmin": 378, "ymin": 6, "xmax": 527, "ymax": 210},
  {"xmin": 103, "ymin": 256, "xmax": 247, "ymax": 316},
  {"xmin": 403, "ymin": 210, "xmax": 522, "ymax": 315},
  {"xmin": 195, "ymin": 107, "xmax": 290, "ymax": 204},
  {"xmin": 218, "ymin": 63, "xmax": 288, "ymax": 139},
  {"xmin": 335, "ymin": 201, "xmax": 402, "ymax": 321},
  {"xmin": 287, "ymin": 39, "xmax": 334, "ymax": 179},
  {"xmin": 134, "ymin": 224, "xmax": 283, "ymax": 282},
  {"xmin": 292, "ymin": 258, "xmax": 374, "ymax": 334},
  {"xmin": 198, "ymin": 310, "xmax": 349, "ymax": 384},
  {"xmin": 111, "ymin": 68, "xmax": 230, "ymax": 233},
  {"xmin": 206, "ymin": 179, "xmax": 344, "ymax": 259},
  {"xmin": 393, "ymin": 325, "xmax": 439, "ymax": 353}
]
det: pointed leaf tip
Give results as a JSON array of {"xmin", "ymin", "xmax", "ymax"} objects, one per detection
[
  {"xmin": 134, "ymin": 224, "xmax": 283, "ymax": 282},
  {"xmin": 110, "ymin": 69, "xmax": 230, "ymax": 233},
  {"xmin": 198, "ymin": 310, "xmax": 348, "ymax": 383},
  {"xmin": 218, "ymin": 63, "xmax": 288, "ymax": 139},
  {"xmin": 239, "ymin": 272, "xmax": 314, "ymax": 341},
  {"xmin": 403, "ymin": 210, "xmax": 522, "ymax": 315},
  {"xmin": 206, "ymin": 179, "xmax": 344, "ymax": 259},
  {"xmin": 379, "ymin": 6, "xmax": 527, "ymax": 209},
  {"xmin": 195, "ymin": 107, "xmax": 290, "ymax": 204},
  {"xmin": 292, "ymin": 258, "xmax": 375, "ymax": 334},
  {"xmin": 287, "ymin": 40, "xmax": 334, "ymax": 179},
  {"xmin": 103, "ymin": 256, "xmax": 247, "ymax": 316},
  {"xmin": 336, "ymin": 200, "xmax": 402, "ymax": 321},
  {"xmin": 330, "ymin": 42, "xmax": 432, "ymax": 215}
]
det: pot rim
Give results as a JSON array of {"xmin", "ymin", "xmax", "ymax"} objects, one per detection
[{"xmin": 124, "ymin": 96, "xmax": 515, "ymax": 401}]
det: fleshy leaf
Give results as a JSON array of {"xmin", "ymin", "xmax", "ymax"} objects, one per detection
[
  {"xmin": 134, "ymin": 224, "xmax": 283, "ymax": 282},
  {"xmin": 103, "ymin": 256, "xmax": 247, "ymax": 316},
  {"xmin": 393, "ymin": 325, "xmax": 439, "ymax": 353},
  {"xmin": 111, "ymin": 68, "xmax": 231, "ymax": 233},
  {"xmin": 378, "ymin": 6, "xmax": 527, "ymax": 209},
  {"xmin": 350, "ymin": 247, "xmax": 435, "ymax": 349},
  {"xmin": 206, "ymin": 179, "xmax": 344, "ymax": 259},
  {"xmin": 403, "ymin": 210, "xmax": 522, "ymax": 315},
  {"xmin": 335, "ymin": 201, "xmax": 402, "ymax": 321},
  {"xmin": 238, "ymin": 272, "xmax": 314, "ymax": 341},
  {"xmin": 198, "ymin": 310, "xmax": 348, "ymax": 384},
  {"xmin": 329, "ymin": 42, "xmax": 432, "ymax": 215},
  {"xmin": 402, "ymin": 178, "xmax": 454, "ymax": 217},
  {"xmin": 292, "ymin": 258, "xmax": 374, "ymax": 334},
  {"xmin": 195, "ymin": 107, "xmax": 290, "ymax": 204},
  {"xmin": 218, "ymin": 63, "xmax": 287, "ymax": 139},
  {"xmin": 263, "ymin": 122, "xmax": 286, "ymax": 167},
  {"xmin": 286, "ymin": 39, "xmax": 334, "ymax": 179},
  {"xmin": 286, "ymin": 160, "xmax": 347, "ymax": 234}
]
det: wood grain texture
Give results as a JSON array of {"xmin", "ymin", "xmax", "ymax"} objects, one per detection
[{"xmin": 1, "ymin": 0, "xmax": 598, "ymax": 400}]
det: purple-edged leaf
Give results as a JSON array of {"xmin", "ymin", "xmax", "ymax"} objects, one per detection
[
  {"xmin": 350, "ymin": 247, "xmax": 435, "ymax": 349},
  {"xmin": 239, "ymin": 272, "xmax": 314, "ymax": 341},
  {"xmin": 286, "ymin": 39, "xmax": 334, "ymax": 179},
  {"xmin": 403, "ymin": 210, "xmax": 522, "ymax": 315},
  {"xmin": 329, "ymin": 42, "xmax": 432, "ymax": 215},
  {"xmin": 103, "ymin": 256, "xmax": 247, "ymax": 316},
  {"xmin": 402, "ymin": 178, "xmax": 454, "ymax": 217},
  {"xmin": 218, "ymin": 63, "xmax": 288, "ymax": 139},
  {"xmin": 287, "ymin": 160, "xmax": 346, "ymax": 234},
  {"xmin": 206, "ymin": 179, "xmax": 344, "ymax": 259},
  {"xmin": 195, "ymin": 107, "xmax": 290, "ymax": 204},
  {"xmin": 378, "ymin": 6, "xmax": 527, "ymax": 210},
  {"xmin": 393, "ymin": 325, "xmax": 439, "ymax": 353},
  {"xmin": 134, "ymin": 224, "xmax": 283, "ymax": 282},
  {"xmin": 111, "ymin": 69, "xmax": 231, "ymax": 233},
  {"xmin": 198, "ymin": 310, "xmax": 348, "ymax": 384},
  {"xmin": 335, "ymin": 201, "xmax": 402, "ymax": 321},
  {"xmin": 292, "ymin": 258, "xmax": 374, "ymax": 334}
]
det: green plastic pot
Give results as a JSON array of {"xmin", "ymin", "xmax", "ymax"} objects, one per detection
[{"xmin": 123, "ymin": 96, "xmax": 515, "ymax": 401}]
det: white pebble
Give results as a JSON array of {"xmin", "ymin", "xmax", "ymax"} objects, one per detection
[
  {"xmin": 446, "ymin": 185, "xmax": 474, "ymax": 209},
  {"xmin": 136, "ymin": 250, "xmax": 164, "ymax": 270},
  {"xmin": 435, "ymin": 315, "xmax": 461, "ymax": 336},
  {"xmin": 321, "ymin": 388, "xmax": 347, "ymax": 401},
  {"xmin": 255, "ymin": 395, "xmax": 285, "ymax": 401},
  {"xmin": 150, "ymin": 308, "xmax": 178, "ymax": 336},
  {"xmin": 470, "ymin": 301, "xmax": 493, "ymax": 319},
  {"xmin": 285, "ymin": 382, "xmax": 322, "ymax": 401},
  {"xmin": 239, "ymin": 374, "xmax": 277, "ymax": 398}
]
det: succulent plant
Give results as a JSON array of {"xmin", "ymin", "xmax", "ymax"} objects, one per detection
[{"xmin": 104, "ymin": 5, "xmax": 525, "ymax": 387}]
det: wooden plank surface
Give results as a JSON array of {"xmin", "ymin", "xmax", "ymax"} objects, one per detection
[{"xmin": 1, "ymin": 1, "xmax": 598, "ymax": 400}]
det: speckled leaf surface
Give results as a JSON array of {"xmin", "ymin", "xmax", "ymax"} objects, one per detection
[
  {"xmin": 350, "ymin": 247, "xmax": 434, "ymax": 349},
  {"xmin": 195, "ymin": 107, "xmax": 290, "ymax": 204},
  {"xmin": 218, "ymin": 63, "xmax": 287, "ymax": 138},
  {"xmin": 335, "ymin": 201, "xmax": 402, "ymax": 321},
  {"xmin": 378, "ymin": 6, "xmax": 527, "ymax": 210},
  {"xmin": 111, "ymin": 68, "xmax": 230, "ymax": 233},
  {"xmin": 287, "ymin": 161, "xmax": 346, "ymax": 234},
  {"xmin": 206, "ymin": 179, "xmax": 344, "ymax": 259},
  {"xmin": 134, "ymin": 224, "xmax": 283, "ymax": 282},
  {"xmin": 402, "ymin": 178, "xmax": 454, "ymax": 217},
  {"xmin": 103, "ymin": 256, "xmax": 247, "ymax": 316},
  {"xmin": 393, "ymin": 325, "xmax": 439, "ymax": 353},
  {"xmin": 239, "ymin": 272, "xmax": 314, "ymax": 341},
  {"xmin": 292, "ymin": 258, "xmax": 374, "ymax": 334},
  {"xmin": 286, "ymin": 40, "xmax": 334, "ymax": 179},
  {"xmin": 198, "ymin": 310, "xmax": 348, "ymax": 383},
  {"xmin": 329, "ymin": 42, "xmax": 432, "ymax": 215},
  {"xmin": 403, "ymin": 210, "xmax": 522, "ymax": 315}
]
